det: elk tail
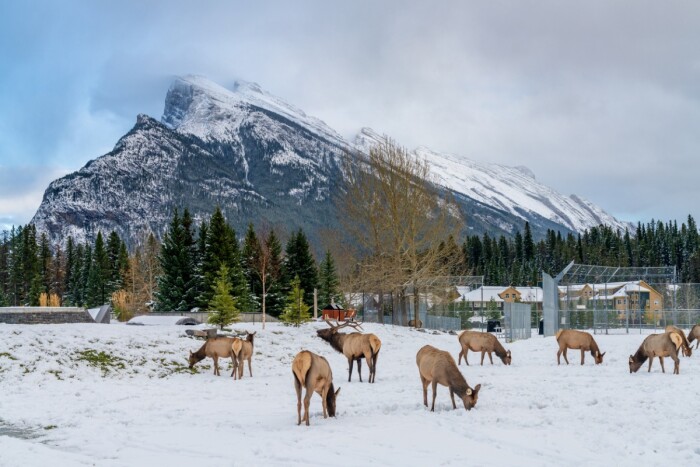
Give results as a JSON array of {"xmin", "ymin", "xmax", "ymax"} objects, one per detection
[
  {"xmin": 231, "ymin": 338, "xmax": 243, "ymax": 359},
  {"xmin": 669, "ymin": 332, "xmax": 683, "ymax": 351},
  {"xmin": 555, "ymin": 329, "xmax": 564, "ymax": 341},
  {"xmin": 292, "ymin": 351, "xmax": 312, "ymax": 387}
]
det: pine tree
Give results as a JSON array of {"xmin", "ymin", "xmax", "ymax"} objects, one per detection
[
  {"xmin": 199, "ymin": 207, "xmax": 236, "ymax": 306},
  {"xmin": 282, "ymin": 229, "xmax": 318, "ymax": 303},
  {"xmin": 156, "ymin": 210, "xmax": 186, "ymax": 311},
  {"xmin": 264, "ymin": 229, "xmax": 285, "ymax": 317},
  {"xmin": 280, "ymin": 275, "xmax": 312, "ymax": 327},
  {"xmin": 318, "ymin": 250, "xmax": 340, "ymax": 307},
  {"xmin": 207, "ymin": 265, "xmax": 240, "ymax": 329}
]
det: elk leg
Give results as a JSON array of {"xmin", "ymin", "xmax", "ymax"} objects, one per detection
[
  {"xmin": 364, "ymin": 351, "xmax": 372, "ymax": 384},
  {"xmin": 580, "ymin": 349, "xmax": 585, "ymax": 365},
  {"xmin": 557, "ymin": 347, "xmax": 562, "ymax": 365},
  {"xmin": 488, "ymin": 352, "xmax": 494, "ymax": 365},
  {"xmin": 248, "ymin": 358, "xmax": 253, "ymax": 378},
  {"xmin": 356, "ymin": 358, "xmax": 363, "ymax": 382},
  {"xmin": 347, "ymin": 357, "xmax": 354, "ymax": 382},
  {"xmin": 449, "ymin": 388, "xmax": 457, "ymax": 409},
  {"xmin": 321, "ymin": 387, "xmax": 328, "ymax": 419},
  {"xmin": 238, "ymin": 358, "xmax": 244, "ymax": 379},
  {"xmin": 370, "ymin": 351, "xmax": 379, "ymax": 383},
  {"xmin": 563, "ymin": 348, "xmax": 570, "ymax": 365},
  {"xmin": 303, "ymin": 390, "xmax": 312, "ymax": 426},
  {"xmin": 213, "ymin": 356, "xmax": 219, "ymax": 376},
  {"xmin": 294, "ymin": 376, "xmax": 302, "ymax": 425},
  {"xmin": 421, "ymin": 376, "xmax": 429, "ymax": 407},
  {"xmin": 673, "ymin": 356, "xmax": 679, "ymax": 374},
  {"xmin": 659, "ymin": 357, "xmax": 665, "ymax": 373},
  {"xmin": 464, "ymin": 347, "xmax": 470, "ymax": 365},
  {"xmin": 480, "ymin": 351, "xmax": 486, "ymax": 366},
  {"xmin": 648, "ymin": 357, "xmax": 653, "ymax": 372},
  {"xmin": 430, "ymin": 380, "xmax": 438, "ymax": 412}
]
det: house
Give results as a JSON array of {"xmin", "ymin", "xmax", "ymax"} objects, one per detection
[
  {"xmin": 558, "ymin": 280, "xmax": 663, "ymax": 312},
  {"xmin": 456, "ymin": 286, "xmax": 543, "ymax": 310}
]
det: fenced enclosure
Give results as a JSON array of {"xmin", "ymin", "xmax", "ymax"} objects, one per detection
[
  {"xmin": 353, "ymin": 276, "xmax": 484, "ymax": 331},
  {"xmin": 543, "ymin": 263, "xmax": 700, "ymax": 334},
  {"xmin": 503, "ymin": 302, "xmax": 531, "ymax": 342}
]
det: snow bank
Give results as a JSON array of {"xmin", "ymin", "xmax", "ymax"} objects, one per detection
[{"xmin": 0, "ymin": 322, "xmax": 698, "ymax": 466}]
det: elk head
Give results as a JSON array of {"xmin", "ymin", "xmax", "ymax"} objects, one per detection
[
  {"xmin": 461, "ymin": 384, "xmax": 481, "ymax": 411},
  {"xmin": 594, "ymin": 351, "xmax": 606, "ymax": 364},
  {"xmin": 188, "ymin": 350, "xmax": 196, "ymax": 369},
  {"xmin": 502, "ymin": 350, "xmax": 512, "ymax": 365},
  {"xmin": 682, "ymin": 346, "xmax": 692, "ymax": 357},
  {"xmin": 316, "ymin": 320, "xmax": 362, "ymax": 341},
  {"xmin": 326, "ymin": 386, "xmax": 341, "ymax": 417},
  {"xmin": 629, "ymin": 355, "xmax": 643, "ymax": 373}
]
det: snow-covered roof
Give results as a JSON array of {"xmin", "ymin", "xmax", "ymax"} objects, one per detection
[{"xmin": 457, "ymin": 286, "xmax": 543, "ymax": 303}]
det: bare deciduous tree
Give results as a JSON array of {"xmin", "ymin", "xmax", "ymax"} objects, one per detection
[{"xmin": 338, "ymin": 137, "xmax": 464, "ymax": 325}]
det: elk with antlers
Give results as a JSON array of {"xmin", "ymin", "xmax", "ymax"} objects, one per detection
[
  {"xmin": 292, "ymin": 350, "xmax": 340, "ymax": 426},
  {"xmin": 316, "ymin": 320, "xmax": 381, "ymax": 383}
]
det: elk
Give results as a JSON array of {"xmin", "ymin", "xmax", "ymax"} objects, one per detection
[
  {"xmin": 665, "ymin": 325, "xmax": 692, "ymax": 357},
  {"xmin": 629, "ymin": 332, "xmax": 683, "ymax": 374},
  {"xmin": 457, "ymin": 330, "xmax": 512, "ymax": 366},
  {"xmin": 316, "ymin": 320, "xmax": 381, "ymax": 383},
  {"xmin": 408, "ymin": 319, "xmax": 423, "ymax": 328},
  {"xmin": 686, "ymin": 324, "xmax": 700, "ymax": 350},
  {"xmin": 188, "ymin": 337, "xmax": 236, "ymax": 376},
  {"xmin": 416, "ymin": 345, "xmax": 481, "ymax": 412},
  {"xmin": 555, "ymin": 329, "xmax": 605, "ymax": 365},
  {"xmin": 231, "ymin": 331, "xmax": 256, "ymax": 380},
  {"xmin": 292, "ymin": 350, "xmax": 340, "ymax": 426}
]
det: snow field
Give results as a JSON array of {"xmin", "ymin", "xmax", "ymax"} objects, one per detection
[{"xmin": 0, "ymin": 322, "xmax": 699, "ymax": 466}]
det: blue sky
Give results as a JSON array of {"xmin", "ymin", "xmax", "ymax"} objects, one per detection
[{"xmin": 1, "ymin": 1, "xmax": 699, "ymax": 230}]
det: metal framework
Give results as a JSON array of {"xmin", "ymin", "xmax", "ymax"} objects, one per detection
[{"xmin": 545, "ymin": 262, "xmax": 682, "ymax": 334}]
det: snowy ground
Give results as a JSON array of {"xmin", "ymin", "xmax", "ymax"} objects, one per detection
[{"xmin": 1, "ymin": 321, "xmax": 699, "ymax": 467}]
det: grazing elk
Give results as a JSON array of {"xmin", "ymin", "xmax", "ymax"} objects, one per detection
[
  {"xmin": 629, "ymin": 332, "xmax": 683, "ymax": 374},
  {"xmin": 457, "ymin": 330, "xmax": 512, "ymax": 366},
  {"xmin": 686, "ymin": 324, "xmax": 700, "ymax": 350},
  {"xmin": 188, "ymin": 337, "xmax": 236, "ymax": 376},
  {"xmin": 416, "ymin": 345, "xmax": 481, "ymax": 412},
  {"xmin": 231, "ymin": 331, "xmax": 256, "ymax": 380},
  {"xmin": 555, "ymin": 329, "xmax": 605, "ymax": 365},
  {"xmin": 292, "ymin": 350, "xmax": 340, "ymax": 426},
  {"xmin": 316, "ymin": 320, "xmax": 381, "ymax": 383},
  {"xmin": 665, "ymin": 325, "xmax": 692, "ymax": 357}
]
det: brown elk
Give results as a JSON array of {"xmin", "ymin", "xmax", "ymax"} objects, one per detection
[
  {"xmin": 555, "ymin": 329, "xmax": 605, "ymax": 365},
  {"xmin": 665, "ymin": 325, "xmax": 692, "ymax": 357},
  {"xmin": 231, "ymin": 331, "xmax": 256, "ymax": 380},
  {"xmin": 685, "ymin": 324, "xmax": 700, "ymax": 350},
  {"xmin": 292, "ymin": 350, "xmax": 340, "ymax": 426},
  {"xmin": 457, "ymin": 330, "xmax": 512, "ymax": 366},
  {"xmin": 416, "ymin": 345, "xmax": 481, "ymax": 412},
  {"xmin": 408, "ymin": 319, "xmax": 423, "ymax": 328},
  {"xmin": 188, "ymin": 337, "xmax": 236, "ymax": 376},
  {"xmin": 316, "ymin": 320, "xmax": 381, "ymax": 383},
  {"xmin": 629, "ymin": 332, "xmax": 683, "ymax": 374}
]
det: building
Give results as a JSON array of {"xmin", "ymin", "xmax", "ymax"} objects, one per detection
[
  {"xmin": 457, "ymin": 286, "xmax": 543, "ymax": 310},
  {"xmin": 558, "ymin": 280, "xmax": 663, "ymax": 312}
]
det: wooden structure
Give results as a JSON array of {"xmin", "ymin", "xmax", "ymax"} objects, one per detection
[{"xmin": 321, "ymin": 303, "xmax": 357, "ymax": 321}]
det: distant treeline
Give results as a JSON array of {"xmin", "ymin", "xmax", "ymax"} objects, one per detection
[
  {"xmin": 455, "ymin": 216, "xmax": 700, "ymax": 285},
  {"xmin": 0, "ymin": 207, "xmax": 341, "ymax": 320},
  {"xmin": 2, "ymin": 212, "xmax": 699, "ymax": 312}
]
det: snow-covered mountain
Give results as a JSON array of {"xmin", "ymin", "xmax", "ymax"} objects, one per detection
[{"xmin": 31, "ymin": 76, "xmax": 630, "ymax": 248}]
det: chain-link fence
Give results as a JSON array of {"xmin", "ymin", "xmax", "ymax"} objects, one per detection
[
  {"xmin": 504, "ymin": 302, "xmax": 531, "ymax": 342},
  {"xmin": 546, "ymin": 263, "xmax": 700, "ymax": 334}
]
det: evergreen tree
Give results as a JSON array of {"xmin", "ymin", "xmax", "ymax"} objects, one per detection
[
  {"xmin": 318, "ymin": 250, "xmax": 340, "ymax": 306},
  {"xmin": 282, "ymin": 229, "xmax": 318, "ymax": 303},
  {"xmin": 280, "ymin": 275, "xmax": 312, "ymax": 327},
  {"xmin": 264, "ymin": 229, "xmax": 285, "ymax": 317},
  {"xmin": 199, "ymin": 207, "xmax": 236, "ymax": 305},
  {"xmin": 207, "ymin": 265, "xmax": 240, "ymax": 329},
  {"xmin": 156, "ymin": 210, "xmax": 187, "ymax": 311}
]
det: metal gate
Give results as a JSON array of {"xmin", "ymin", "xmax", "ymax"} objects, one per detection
[
  {"xmin": 503, "ymin": 302, "xmax": 531, "ymax": 342},
  {"xmin": 542, "ymin": 272, "xmax": 559, "ymax": 337}
]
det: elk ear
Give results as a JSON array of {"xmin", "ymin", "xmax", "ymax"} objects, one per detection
[
  {"xmin": 507, "ymin": 350, "xmax": 511, "ymax": 357},
  {"xmin": 473, "ymin": 384, "xmax": 481, "ymax": 394},
  {"xmin": 628, "ymin": 356, "xmax": 633, "ymax": 363},
  {"xmin": 601, "ymin": 352, "xmax": 606, "ymax": 357},
  {"xmin": 335, "ymin": 387, "xmax": 341, "ymax": 397},
  {"xmin": 466, "ymin": 388, "xmax": 473, "ymax": 396},
  {"xmin": 189, "ymin": 350, "xmax": 193, "ymax": 357}
]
